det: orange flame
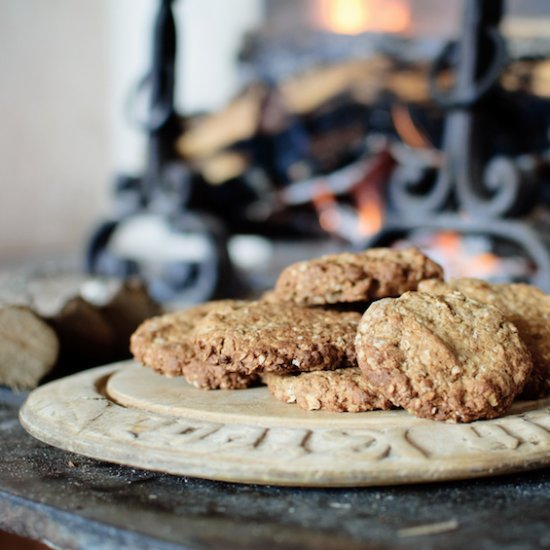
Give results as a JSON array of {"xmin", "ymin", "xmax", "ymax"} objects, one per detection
[
  {"xmin": 467, "ymin": 252, "xmax": 502, "ymax": 278},
  {"xmin": 357, "ymin": 187, "xmax": 384, "ymax": 236},
  {"xmin": 426, "ymin": 231, "xmax": 504, "ymax": 279},
  {"xmin": 312, "ymin": 184, "xmax": 342, "ymax": 232},
  {"xmin": 433, "ymin": 231, "xmax": 461, "ymax": 252},
  {"xmin": 391, "ymin": 104, "xmax": 432, "ymax": 149},
  {"xmin": 315, "ymin": 0, "xmax": 410, "ymax": 35},
  {"xmin": 354, "ymin": 150, "xmax": 393, "ymax": 237}
]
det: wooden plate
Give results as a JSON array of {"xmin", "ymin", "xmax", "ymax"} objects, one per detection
[{"xmin": 20, "ymin": 361, "xmax": 550, "ymax": 487}]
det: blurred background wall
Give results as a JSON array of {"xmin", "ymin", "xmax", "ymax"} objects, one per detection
[
  {"xmin": 0, "ymin": 0, "xmax": 261, "ymax": 263},
  {"xmin": 0, "ymin": 1, "xmax": 110, "ymax": 262}
]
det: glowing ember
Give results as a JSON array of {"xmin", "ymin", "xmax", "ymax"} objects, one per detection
[
  {"xmin": 395, "ymin": 231, "xmax": 532, "ymax": 282},
  {"xmin": 417, "ymin": 231, "xmax": 505, "ymax": 279},
  {"xmin": 315, "ymin": 0, "xmax": 410, "ymax": 35},
  {"xmin": 312, "ymin": 184, "xmax": 342, "ymax": 232},
  {"xmin": 433, "ymin": 231, "xmax": 461, "ymax": 253},
  {"xmin": 391, "ymin": 104, "xmax": 432, "ymax": 149},
  {"xmin": 357, "ymin": 186, "xmax": 384, "ymax": 237},
  {"xmin": 466, "ymin": 252, "xmax": 502, "ymax": 278}
]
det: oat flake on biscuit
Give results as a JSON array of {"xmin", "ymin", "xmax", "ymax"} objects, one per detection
[
  {"xmin": 270, "ymin": 247, "xmax": 444, "ymax": 306},
  {"xmin": 192, "ymin": 301, "xmax": 360, "ymax": 375},
  {"xmin": 419, "ymin": 278, "xmax": 550, "ymax": 399},
  {"xmin": 264, "ymin": 368, "xmax": 392, "ymax": 412},
  {"xmin": 355, "ymin": 291, "xmax": 533, "ymax": 423},
  {"xmin": 130, "ymin": 300, "xmax": 258, "ymax": 389}
]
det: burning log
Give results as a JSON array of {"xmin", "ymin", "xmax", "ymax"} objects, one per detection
[{"xmin": 176, "ymin": 57, "xmax": 422, "ymax": 167}]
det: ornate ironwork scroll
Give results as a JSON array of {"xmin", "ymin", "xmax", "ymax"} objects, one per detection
[{"xmin": 384, "ymin": 0, "xmax": 550, "ymax": 290}]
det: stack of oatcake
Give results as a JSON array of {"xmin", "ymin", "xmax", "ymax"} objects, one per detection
[{"xmin": 130, "ymin": 248, "xmax": 550, "ymax": 423}]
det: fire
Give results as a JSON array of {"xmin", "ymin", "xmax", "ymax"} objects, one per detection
[
  {"xmin": 315, "ymin": 0, "xmax": 410, "ymax": 35},
  {"xmin": 421, "ymin": 231, "xmax": 505, "ymax": 280},
  {"xmin": 357, "ymin": 186, "xmax": 384, "ymax": 236},
  {"xmin": 354, "ymin": 149, "xmax": 394, "ymax": 237},
  {"xmin": 312, "ymin": 184, "xmax": 342, "ymax": 232},
  {"xmin": 396, "ymin": 229, "xmax": 534, "ymax": 282},
  {"xmin": 308, "ymin": 151, "xmax": 393, "ymax": 240},
  {"xmin": 433, "ymin": 231, "xmax": 461, "ymax": 253},
  {"xmin": 391, "ymin": 104, "xmax": 432, "ymax": 149},
  {"xmin": 467, "ymin": 252, "xmax": 502, "ymax": 278}
]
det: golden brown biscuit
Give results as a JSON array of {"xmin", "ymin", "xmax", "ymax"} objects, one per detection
[
  {"xmin": 130, "ymin": 300, "xmax": 259, "ymax": 389},
  {"xmin": 192, "ymin": 301, "xmax": 360, "ymax": 375},
  {"xmin": 263, "ymin": 368, "xmax": 393, "ymax": 412},
  {"xmin": 355, "ymin": 291, "xmax": 533, "ymax": 423},
  {"xmin": 180, "ymin": 359, "xmax": 259, "ymax": 389},
  {"xmin": 419, "ymin": 278, "xmax": 550, "ymax": 399},
  {"xmin": 270, "ymin": 247, "xmax": 443, "ymax": 306}
]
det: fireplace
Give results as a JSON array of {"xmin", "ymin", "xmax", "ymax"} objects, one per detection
[
  {"xmin": 88, "ymin": 0, "xmax": 550, "ymax": 304},
  {"xmin": 235, "ymin": 0, "xmax": 550, "ymax": 291},
  {"xmin": 366, "ymin": 0, "xmax": 550, "ymax": 291}
]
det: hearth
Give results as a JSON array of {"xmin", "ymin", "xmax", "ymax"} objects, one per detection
[
  {"xmin": 367, "ymin": 0, "xmax": 550, "ymax": 291},
  {"xmin": 88, "ymin": 0, "xmax": 550, "ymax": 304},
  {"xmin": 239, "ymin": 0, "xmax": 550, "ymax": 290}
]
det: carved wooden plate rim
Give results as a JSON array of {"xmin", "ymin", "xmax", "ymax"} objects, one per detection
[{"xmin": 19, "ymin": 361, "xmax": 550, "ymax": 487}]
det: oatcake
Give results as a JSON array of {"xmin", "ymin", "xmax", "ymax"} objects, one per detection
[
  {"xmin": 355, "ymin": 291, "xmax": 533, "ymax": 423},
  {"xmin": 179, "ymin": 359, "xmax": 258, "ymax": 390},
  {"xmin": 263, "ymin": 290, "xmax": 370, "ymax": 314},
  {"xmin": 269, "ymin": 247, "xmax": 443, "ymax": 306},
  {"xmin": 192, "ymin": 301, "xmax": 360, "ymax": 375},
  {"xmin": 263, "ymin": 368, "xmax": 393, "ymax": 412},
  {"xmin": 130, "ymin": 300, "xmax": 259, "ymax": 389},
  {"xmin": 419, "ymin": 278, "xmax": 550, "ymax": 399}
]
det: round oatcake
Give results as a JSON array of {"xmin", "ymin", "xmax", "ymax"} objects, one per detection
[
  {"xmin": 355, "ymin": 291, "xmax": 533, "ymax": 423},
  {"xmin": 130, "ymin": 300, "xmax": 259, "ymax": 389},
  {"xmin": 269, "ymin": 247, "xmax": 443, "ymax": 306},
  {"xmin": 419, "ymin": 278, "xmax": 550, "ymax": 399},
  {"xmin": 192, "ymin": 301, "xmax": 360, "ymax": 375},
  {"xmin": 263, "ymin": 368, "xmax": 393, "ymax": 412}
]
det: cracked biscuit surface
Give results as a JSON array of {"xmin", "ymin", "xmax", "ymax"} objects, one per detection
[
  {"xmin": 270, "ymin": 247, "xmax": 443, "ymax": 306},
  {"xmin": 130, "ymin": 300, "xmax": 258, "ymax": 389},
  {"xmin": 263, "ymin": 368, "xmax": 393, "ymax": 412},
  {"xmin": 355, "ymin": 291, "xmax": 533, "ymax": 422},
  {"xmin": 419, "ymin": 278, "xmax": 550, "ymax": 399},
  {"xmin": 193, "ymin": 301, "xmax": 360, "ymax": 375}
]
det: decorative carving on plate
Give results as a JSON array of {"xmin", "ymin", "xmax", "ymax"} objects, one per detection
[{"xmin": 19, "ymin": 363, "xmax": 550, "ymax": 487}]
